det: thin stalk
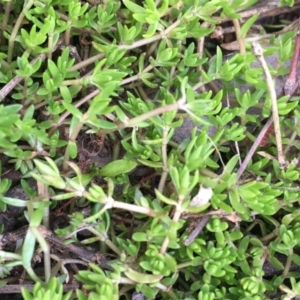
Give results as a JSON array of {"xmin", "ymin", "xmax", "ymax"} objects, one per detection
[
  {"xmin": 8, "ymin": 0, "xmax": 34, "ymax": 63},
  {"xmin": 49, "ymin": 56, "xmax": 153, "ymax": 138},
  {"xmin": 111, "ymin": 141, "xmax": 120, "ymax": 161},
  {"xmin": 69, "ymin": 19, "xmax": 182, "ymax": 73},
  {"xmin": 283, "ymin": 248, "xmax": 293, "ymax": 277},
  {"xmin": 30, "ymin": 226, "xmax": 51, "ymax": 283},
  {"xmin": 64, "ymin": 26, "xmax": 71, "ymax": 46},
  {"xmin": 40, "ymin": 186, "xmax": 51, "ymax": 282},
  {"xmin": 61, "ymin": 79, "xmax": 84, "ymax": 86},
  {"xmin": 87, "ymin": 227, "xmax": 122, "ymax": 256},
  {"xmin": 99, "ymin": 101, "xmax": 180, "ymax": 135},
  {"xmin": 70, "ymin": 53, "xmax": 105, "ymax": 72},
  {"xmin": 158, "ymin": 284, "xmax": 179, "ymax": 300},
  {"xmin": 24, "ymin": 265, "xmax": 43, "ymax": 283},
  {"xmin": 52, "ymin": 257, "xmax": 87, "ymax": 265},
  {"xmin": 0, "ymin": 38, "xmax": 63, "ymax": 101},
  {"xmin": 1, "ymin": 1, "xmax": 12, "ymax": 46},
  {"xmin": 177, "ymin": 261, "xmax": 193, "ymax": 269},
  {"xmin": 284, "ymin": 28, "xmax": 300, "ymax": 95},
  {"xmin": 63, "ymin": 116, "xmax": 86, "ymax": 170},
  {"xmin": 260, "ymin": 229, "xmax": 278, "ymax": 244},
  {"xmin": 184, "ymin": 215, "xmax": 211, "ymax": 246},
  {"xmin": 176, "ymin": 275, "xmax": 191, "ymax": 290},
  {"xmin": 252, "ymin": 41, "xmax": 285, "ymax": 166},
  {"xmin": 283, "ymin": 118, "xmax": 300, "ymax": 155},
  {"xmin": 113, "ymin": 200, "xmax": 155, "ymax": 216},
  {"xmin": 48, "ymin": 34, "xmax": 54, "ymax": 60},
  {"xmin": 109, "ymin": 221, "xmax": 117, "ymax": 247},
  {"xmin": 119, "ymin": 285, "xmax": 136, "ymax": 295},
  {"xmin": 0, "ymin": 251, "xmax": 22, "ymax": 260},
  {"xmin": 280, "ymin": 285, "xmax": 296, "ymax": 300},
  {"xmin": 232, "ymin": 18, "xmax": 245, "ymax": 54},
  {"xmin": 42, "ymin": 199, "xmax": 50, "ymax": 229},
  {"xmin": 48, "ymin": 88, "xmax": 99, "ymax": 137},
  {"xmin": 244, "ymin": 219, "xmax": 267, "ymax": 237}
]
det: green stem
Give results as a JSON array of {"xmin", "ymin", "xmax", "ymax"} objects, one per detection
[
  {"xmin": 70, "ymin": 53, "xmax": 105, "ymax": 72},
  {"xmin": 99, "ymin": 101, "xmax": 180, "ymax": 135},
  {"xmin": 260, "ymin": 229, "xmax": 279, "ymax": 244},
  {"xmin": 24, "ymin": 265, "xmax": 43, "ymax": 283},
  {"xmin": 48, "ymin": 89, "xmax": 99, "ymax": 137},
  {"xmin": 283, "ymin": 248, "xmax": 293, "ymax": 277},
  {"xmin": 111, "ymin": 140, "xmax": 120, "ymax": 161},
  {"xmin": 0, "ymin": 251, "xmax": 22, "ymax": 260},
  {"xmin": 1, "ymin": 1, "xmax": 12, "ymax": 46},
  {"xmin": 280, "ymin": 285, "xmax": 295, "ymax": 300},
  {"xmin": 113, "ymin": 200, "xmax": 156, "ymax": 216},
  {"xmin": 69, "ymin": 19, "xmax": 182, "ymax": 73},
  {"xmin": 48, "ymin": 34, "xmax": 54, "ymax": 60},
  {"xmin": 8, "ymin": 0, "xmax": 34, "ymax": 63},
  {"xmin": 177, "ymin": 261, "xmax": 193, "ymax": 269},
  {"xmin": 30, "ymin": 226, "xmax": 51, "ymax": 282},
  {"xmin": 41, "ymin": 187, "xmax": 51, "ymax": 283},
  {"xmin": 87, "ymin": 227, "xmax": 122, "ymax": 256},
  {"xmin": 60, "ymin": 79, "xmax": 84, "ymax": 86},
  {"xmin": 63, "ymin": 116, "xmax": 86, "ymax": 170},
  {"xmin": 232, "ymin": 18, "xmax": 245, "ymax": 54},
  {"xmin": 64, "ymin": 26, "xmax": 71, "ymax": 46},
  {"xmin": 160, "ymin": 194, "xmax": 185, "ymax": 254},
  {"xmin": 173, "ymin": 148, "xmax": 220, "ymax": 179},
  {"xmin": 176, "ymin": 275, "xmax": 191, "ymax": 290},
  {"xmin": 158, "ymin": 126, "xmax": 169, "ymax": 194},
  {"xmin": 245, "ymin": 219, "xmax": 267, "ymax": 237},
  {"xmin": 158, "ymin": 283, "xmax": 179, "ymax": 300}
]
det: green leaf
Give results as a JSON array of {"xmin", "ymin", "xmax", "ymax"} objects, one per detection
[
  {"xmin": 34, "ymin": 159, "xmax": 58, "ymax": 177},
  {"xmin": 223, "ymin": 154, "xmax": 239, "ymax": 175},
  {"xmin": 67, "ymin": 140, "xmax": 78, "ymax": 159},
  {"xmin": 86, "ymin": 118, "xmax": 117, "ymax": 130},
  {"xmin": 137, "ymin": 159, "xmax": 163, "ymax": 168},
  {"xmin": 0, "ymin": 178, "xmax": 11, "ymax": 194},
  {"xmin": 123, "ymin": 0, "xmax": 145, "ymax": 13},
  {"xmin": 31, "ymin": 173, "xmax": 66, "ymax": 189},
  {"xmin": 125, "ymin": 268, "xmax": 162, "ymax": 284},
  {"xmin": 22, "ymin": 229, "xmax": 36, "ymax": 267},
  {"xmin": 1, "ymin": 196, "xmax": 27, "ymax": 207},
  {"xmin": 216, "ymin": 46, "xmax": 223, "ymax": 74},
  {"xmin": 155, "ymin": 189, "xmax": 177, "ymax": 205},
  {"xmin": 132, "ymin": 232, "xmax": 148, "ymax": 242},
  {"xmin": 98, "ymin": 159, "xmax": 137, "ymax": 177},
  {"xmin": 48, "ymin": 59, "xmax": 60, "ymax": 77},
  {"xmin": 240, "ymin": 14, "xmax": 259, "ymax": 38},
  {"xmin": 229, "ymin": 190, "xmax": 246, "ymax": 214},
  {"xmin": 21, "ymin": 287, "xmax": 33, "ymax": 300},
  {"xmin": 292, "ymin": 253, "xmax": 300, "ymax": 266},
  {"xmin": 267, "ymin": 255, "xmax": 284, "ymax": 271},
  {"xmin": 62, "ymin": 100, "xmax": 83, "ymax": 119},
  {"xmin": 44, "ymin": 157, "xmax": 61, "ymax": 176},
  {"xmin": 51, "ymin": 192, "xmax": 80, "ymax": 200},
  {"xmin": 30, "ymin": 208, "xmax": 44, "ymax": 226},
  {"xmin": 143, "ymin": 23, "xmax": 158, "ymax": 38},
  {"xmin": 60, "ymin": 85, "xmax": 73, "ymax": 103}
]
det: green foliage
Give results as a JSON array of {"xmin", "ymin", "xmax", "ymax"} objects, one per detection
[
  {"xmin": 22, "ymin": 277, "xmax": 72, "ymax": 300},
  {"xmin": 0, "ymin": 0, "xmax": 299, "ymax": 299}
]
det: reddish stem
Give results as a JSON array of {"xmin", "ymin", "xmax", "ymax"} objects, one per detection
[{"xmin": 284, "ymin": 28, "xmax": 300, "ymax": 95}]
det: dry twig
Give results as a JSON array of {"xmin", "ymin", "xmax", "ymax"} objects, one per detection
[{"xmin": 252, "ymin": 41, "xmax": 285, "ymax": 167}]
